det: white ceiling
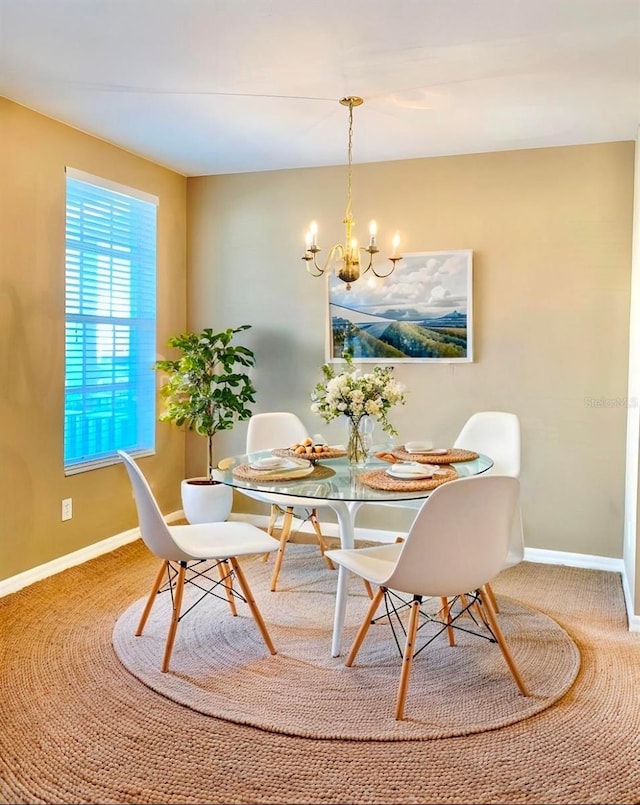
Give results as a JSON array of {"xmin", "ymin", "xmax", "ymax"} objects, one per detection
[{"xmin": 1, "ymin": 0, "xmax": 639, "ymax": 177}]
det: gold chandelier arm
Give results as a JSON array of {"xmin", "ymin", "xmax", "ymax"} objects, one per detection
[
  {"xmin": 302, "ymin": 251, "xmax": 324, "ymax": 277},
  {"xmin": 302, "ymin": 244, "xmax": 345, "ymax": 277},
  {"xmin": 368, "ymin": 254, "xmax": 402, "ymax": 278}
]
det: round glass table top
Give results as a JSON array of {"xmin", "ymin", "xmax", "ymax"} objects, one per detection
[{"xmin": 212, "ymin": 449, "xmax": 494, "ymax": 504}]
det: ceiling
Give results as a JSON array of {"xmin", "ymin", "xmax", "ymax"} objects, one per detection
[{"xmin": 1, "ymin": 0, "xmax": 639, "ymax": 177}]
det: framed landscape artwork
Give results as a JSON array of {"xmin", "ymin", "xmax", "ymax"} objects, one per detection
[{"xmin": 326, "ymin": 249, "xmax": 473, "ymax": 363}]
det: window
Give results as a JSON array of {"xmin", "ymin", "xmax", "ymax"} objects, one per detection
[{"xmin": 64, "ymin": 168, "xmax": 158, "ymax": 473}]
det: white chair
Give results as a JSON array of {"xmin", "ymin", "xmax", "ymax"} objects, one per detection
[
  {"xmin": 244, "ymin": 412, "xmax": 336, "ymax": 592},
  {"xmin": 118, "ymin": 450, "xmax": 279, "ymax": 672},
  {"xmin": 326, "ymin": 475, "xmax": 529, "ymax": 720},
  {"xmin": 454, "ymin": 411, "xmax": 525, "ymax": 609}
]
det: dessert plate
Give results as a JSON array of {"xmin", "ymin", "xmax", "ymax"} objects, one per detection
[
  {"xmin": 405, "ymin": 446, "xmax": 449, "ymax": 455},
  {"xmin": 404, "ymin": 440, "xmax": 434, "ymax": 452},
  {"xmin": 250, "ymin": 456, "xmax": 308, "ymax": 471},
  {"xmin": 250, "ymin": 456, "xmax": 287, "ymax": 470},
  {"xmin": 386, "ymin": 462, "xmax": 439, "ymax": 480}
]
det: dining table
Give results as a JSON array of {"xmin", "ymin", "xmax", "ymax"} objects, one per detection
[{"xmin": 213, "ymin": 446, "xmax": 493, "ymax": 656}]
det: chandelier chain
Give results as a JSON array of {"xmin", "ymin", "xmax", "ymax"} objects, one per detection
[
  {"xmin": 346, "ymin": 101, "xmax": 354, "ymax": 222},
  {"xmin": 301, "ymin": 95, "xmax": 402, "ymax": 288}
]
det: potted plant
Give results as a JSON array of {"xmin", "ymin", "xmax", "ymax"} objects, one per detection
[{"xmin": 154, "ymin": 325, "xmax": 257, "ymax": 523}]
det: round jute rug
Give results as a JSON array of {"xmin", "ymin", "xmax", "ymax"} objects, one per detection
[{"xmin": 112, "ymin": 545, "xmax": 580, "ymax": 740}]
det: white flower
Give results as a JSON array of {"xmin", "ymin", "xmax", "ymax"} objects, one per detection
[{"xmin": 310, "ymin": 353, "xmax": 406, "ymax": 435}]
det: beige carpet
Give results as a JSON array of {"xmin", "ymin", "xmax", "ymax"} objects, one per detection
[
  {"xmin": 1, "ymin": 538, "xmax": 639, "ymax": 805},
  {"xmin": 113, "ymin": 547, "xmax": 579, "ymax": 740}
]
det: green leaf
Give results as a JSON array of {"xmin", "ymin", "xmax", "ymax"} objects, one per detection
[{"xmin": 154, "ymin": 325, "xmax": 257, "ymax": 475}]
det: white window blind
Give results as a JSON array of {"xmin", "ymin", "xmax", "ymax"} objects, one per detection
[{"xmin": 64, "ymin": 168, "xmax": 158, "ymax": 473}]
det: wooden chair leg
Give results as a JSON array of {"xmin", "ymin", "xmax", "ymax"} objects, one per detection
[
  {"xmin": 136, "ymin": 560, "xmax": 167, "ymax": 636},
  {"xmin": 470, "ymin": 597, "xmax": 486, "ymax": 626},
  {"xmin": 218, "ymin": 560, "xmax": 237, "ymax": 616},
  {"xmin": 459, "ymin": 592, "xmax": 473, "ymax": 619},
  {"xmin": 479, "ymin": 585, "xmax": 529, "ymax": 696},
  {"xmin": 269, "ymin": 507, "xmax": 294, "ymax": 591},
  {"xmin": 440, "ymin": 596, "xmax": 456, "ymax": 646},
  {"xmin": 310, "ymin": 509, "xmax": 335, "ymax": 569},
  {"xmin": 262, "ymin": 504, "xmax": 280, "ymax": 562},
  {"xmin": 229, "ymin": 557, "xmax": 276, "ymax": 655},
  {"xmin": 395, "ymin": 595, "xmax": 422, "ymax": 720},
  {"xmin": 346, "ymin": 585, "xmax": 385, "ymax": 667},
  {"xmin": 484, "ymin": 582, "xmax": 499, "ymax": 613},
  {"xmin": 162, "ymin": 562, "xmax": 186, "ymax": 673},
  {"xmin": 267, "ymin": 504, "xmax": 279, "ymax": 534}
]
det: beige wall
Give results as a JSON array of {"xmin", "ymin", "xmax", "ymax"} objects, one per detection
[
  {"xmin": 188, "ymin": 142, "xmax": 636, "ymax": 557},
  {"xmin": 0, "ymin": 98, "xmax": 187, "ymax": 581},
  {"xmin": 623, "ymin": 126, "xmax": 640, "ymax": 616},
  {"xmin": 0, "ymin": 94, "xmax": 635, "ymax": 583}
]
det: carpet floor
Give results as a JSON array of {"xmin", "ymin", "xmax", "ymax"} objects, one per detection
[
  {"xmin": 1, "ymin": 538, "xmax": 639, "ymax": 805},
  {"xmin": 112, "ymin": 546, "xmax": 580, "ymax": 740}
]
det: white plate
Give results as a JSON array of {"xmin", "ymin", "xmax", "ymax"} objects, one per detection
[
  {"xmin": 404, "ymin": 440, "xmax": 434, "ymax": 452},
  {"xmin": 250, "ymin": 457, "xmax": 305, "ymax": 471},
  {"xmin": 387, "ymin": 468, "xmax": 435, "ymax": 480},
  {"xmin": 387, "ymin": 462, "xmax": 438, "ymax": 480},
  {"xmin": 405, "ymin": 447, "xmax": 449, "ymax": 455}
]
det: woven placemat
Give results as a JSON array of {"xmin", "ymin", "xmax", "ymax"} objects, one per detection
[
  {"xmin": 359, "ymin": 465, "xmax": 458, "ymax": 491},
  {"xmin": 391, "ymin": 447, "xmax": 479, "ymax": 464},
  {"xmin": 232, "ymin": 463, "xmax": 336, "ymax": 482},
  {"xmin": 273, "ymin": 447, "xmax": 347, "ymax": 463}
]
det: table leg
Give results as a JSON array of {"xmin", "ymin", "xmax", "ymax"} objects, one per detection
[{"xmin": 330, "ymin": 500, "xmax": 363, "ymax": 657}]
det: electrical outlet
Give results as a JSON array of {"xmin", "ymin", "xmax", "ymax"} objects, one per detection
[{"xmin": 61, "ymin": 498, "xmax": 73, "ymax": 521}]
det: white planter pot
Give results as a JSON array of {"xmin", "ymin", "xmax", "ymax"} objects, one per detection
[{"xmin": 180, "ymin": 478, "xmax": 233, "ymax": 524}]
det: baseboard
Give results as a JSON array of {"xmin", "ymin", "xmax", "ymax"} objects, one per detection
[
  {"xmin": 0, "ymin": 510, "xmax": 184, "ymax": 598},
  {"xmin": 621, "ymin": 571, "xmax": 640, "ymax": 632},
  {"xmin": 523, "ymin": 547, "xmax": 624, "ymax": 573},
  {"xmin": 1, "ymin": 514, "xmax": 637, "ymax": 633},
  {"xmin": 523, "ymin": 547, "xmax": 638, "ymax": 632}
]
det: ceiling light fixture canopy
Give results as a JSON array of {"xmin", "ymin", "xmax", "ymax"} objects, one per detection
[{"xmin": 302, "ymin": 96, "xmax": 402, "ymax": 290}]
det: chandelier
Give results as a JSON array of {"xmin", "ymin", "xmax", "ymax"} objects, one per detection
[{"xmin": 302, "ymin": 96, "xmax": 402, "ymax": 290}]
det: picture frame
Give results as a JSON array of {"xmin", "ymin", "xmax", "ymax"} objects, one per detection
[{"xmin": 326, "ymin": 249, "xmax": 473, "ymax": 363}]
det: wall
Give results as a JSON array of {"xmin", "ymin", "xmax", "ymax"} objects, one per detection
[
  {"xmin": 0, "ymin": 98, "xmax": 188, "ymax": 582},
  {"xmin": 187, "ymin": 142, "xmax": 636, "ymax": 557},
  {"xmin": 0, "ymin": 96, "xmax": 635, "ymax": 589},
  {"xmin": 624, "ymin": 125, "xmax": 640, "ymax": 617}
]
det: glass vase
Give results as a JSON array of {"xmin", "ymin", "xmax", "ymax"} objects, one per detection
[{"xmin": 346, "ymin": 416, "xmax": 370, "ymax": 468}]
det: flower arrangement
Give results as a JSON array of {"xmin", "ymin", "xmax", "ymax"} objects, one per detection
[{"xmin": 311, "ymin": 352, "xmax": 406, "ymax": 465}]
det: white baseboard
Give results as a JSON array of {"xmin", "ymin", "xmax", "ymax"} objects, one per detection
[
  {"xmin": 523, "ymin": 547, "xmax": 624, "ymax": 573},
  {"xmin": 522, "ymin": 546, "xmax": 636, "ymax": 632},
  {"xmin": 0, "ymin": 510, "xmax": 184, "ymax": 598},
  {"xmin": 621, "ymin": 572, "xmax": 640, "ymax": 632},
  {"xmin": 1, "ymin": 513, "xmax": 637, "ymax": 632}
]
